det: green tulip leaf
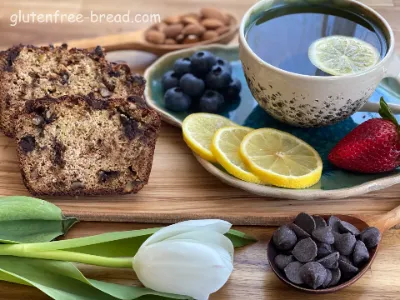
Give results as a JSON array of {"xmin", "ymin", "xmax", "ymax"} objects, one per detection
[
  {"xmin": 21, "ymin": 228, "xmax": 256, "ymax": 257},
  {"xmin": 0, "ymin": 257, "xmax": 192, "ymax": 300},
  {"xmin": 0, "ymin": 196, "xmax": 78, "ymax": 243},
  {"xmin": 226, "ymin": 229, "xmax": 258, "ymax": 247}
]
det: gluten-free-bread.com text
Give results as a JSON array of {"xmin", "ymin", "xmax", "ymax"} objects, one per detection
[{"xmin": 10, "ymin": 10, "xmax": 161, "ymax": 27}]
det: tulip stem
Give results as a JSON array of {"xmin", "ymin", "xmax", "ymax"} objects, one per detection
[{"xmin": 0, "ymin": 244, "xmax": 132, "ymax": 268}]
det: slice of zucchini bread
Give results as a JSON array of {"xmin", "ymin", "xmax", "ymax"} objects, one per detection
[
  {"xmin": 15, "ymin": 95, "xmax": 161, "ymax": 196},
  {"xmin": 0, "ymin": 44, "xmax": 146, "ymax": 137}
]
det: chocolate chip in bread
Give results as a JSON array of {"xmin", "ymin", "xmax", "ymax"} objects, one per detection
[
  {"xmin": 0, "ymin": 44, "xmax": 145, "ymax": 137},
  {"xmin": 15, "ymin": 95, "xmax": 161, "ymax": 196}
]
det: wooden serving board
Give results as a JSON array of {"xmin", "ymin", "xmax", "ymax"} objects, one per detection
[{"xmin": 1, "ymin": 123, "xmax": 400, "ymax": 226}]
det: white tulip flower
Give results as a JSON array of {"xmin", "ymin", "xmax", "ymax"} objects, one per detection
[{"xmin": 132, "ymin": 219, "xmax": 234, "ymax": 300}]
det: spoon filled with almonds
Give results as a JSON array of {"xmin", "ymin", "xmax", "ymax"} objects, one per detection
[
  {"xmin": 267, "ymin": 206, "xmax": 400, "ymax": 293},
  {"xmin": 55, "ymin": 8, "xmax": 238, "ymax": 56}
]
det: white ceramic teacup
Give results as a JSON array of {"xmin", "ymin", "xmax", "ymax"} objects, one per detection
[{"xmin": 239, "ymin": 0, "xmax": 400, "ymax": 127}]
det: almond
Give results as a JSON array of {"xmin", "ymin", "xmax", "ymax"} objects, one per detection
[
  {"xmin": 163, "ymin": 24, "xmax": 184, "ymax": 39},
  {"xmin": 175, "ymin": 34, "xmax": 185, "ymax": 44},
  {"xmin": 200, "ymin": 7, "xmax": 229, "ymax": 24},
  {"xmin": 183, "ymin": 35, "xmax": 200, "ymax": 44},
  {"xmin": 202, "ymin": 30, "xmax": 219, "ymax": 41},
  {"xmin": 164, "ymin": 15, "xmax": 181, "ymax": 25},
  {"xmin": 182, "ymin": 16, "xmax": 200, "ymax": 25},
  {"xmin": 155, "ymin": 22, "xmax": 167, "ymax": 32},
  {"xmin": 165, "ymin": 38, "xmax": 177, "ymax": 45},
  {"xmin": 145, "ymin": 30, "xmax": 166, "ymax": 44},
  {"xmin": 216, "ymin": 26, "xmax": 229, "ymax": 35},
  {"xmin": 183, "ymin": 13, "xmax": 201, "ymax": 21},
  {"xmin": 182, "ymin": 24, "xmax": 206, "ymax": 36},
  {"xmin": 201, "ymin": 18, "xmax": 224, "ymax": 30}
]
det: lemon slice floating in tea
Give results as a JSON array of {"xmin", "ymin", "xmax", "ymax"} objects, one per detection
[
  {"xmin": 239, "ymin": 128, "xmax": 322, "ymax": 189},
  {"xmin": 182, "ymin": 113, "xmax": 237, "ymax": 162},
  {"xmin": 211, "ymin": 126, "xmax": 264, "ymax": 184},
  {"xmin": 308, "ymin": 35, "xmax": 380, "ymax": 76}
]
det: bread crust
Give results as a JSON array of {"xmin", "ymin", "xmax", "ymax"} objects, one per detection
[{"xmin": 15, "ymin": 95, "xmax": 161, "ymax": 196}]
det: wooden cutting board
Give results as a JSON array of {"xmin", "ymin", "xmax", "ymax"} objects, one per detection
[{"xmin": 1, "ymin": 122, "xmax": 399, "ymax": 226}]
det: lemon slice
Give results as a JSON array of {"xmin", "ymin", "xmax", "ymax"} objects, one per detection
[
  {"xmin": 182, "ymin": 113, "xmax": 237, "ymax": 162},
  {"xmin": 240, "ymin": 128, "xmax": 322, "ymax": 189},
  {"xmin": 308, "ymin": 35, "xmax": 380, "ymax": 76},
  {"xmin": 211, "ymin": 126, "xmax": 264, "ymax": 184}
]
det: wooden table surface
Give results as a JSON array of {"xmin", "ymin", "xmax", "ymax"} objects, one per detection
[{"xmin": 1, "ymin": 0, "xmax": 400, "ymax": 299}]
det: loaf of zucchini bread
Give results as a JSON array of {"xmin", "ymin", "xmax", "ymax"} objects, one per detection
[
  {"xmin": 0, "ymin": 44, "xmax": 145, "ymax": 137},
  {"xmin": 15, "ymin": 95, "xmax": 161, "ymax": 196}
]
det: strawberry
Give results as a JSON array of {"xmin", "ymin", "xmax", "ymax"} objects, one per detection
[{"xmin": 328, "ymin": 97, "xmax": 400, "ymax": 173}]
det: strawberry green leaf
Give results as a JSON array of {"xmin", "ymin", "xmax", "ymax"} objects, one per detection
[{"xmin": 379, "ymin": 97, "xmax": 399, "ymax": 127}]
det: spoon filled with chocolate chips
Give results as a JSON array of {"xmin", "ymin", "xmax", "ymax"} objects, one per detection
[{"xmin": 267, "ymin": 206, "xmax": 400, "ymax": 293}]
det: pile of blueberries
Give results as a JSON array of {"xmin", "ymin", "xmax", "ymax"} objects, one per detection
[
  {"xmin": 271, "ymin": 212, "xmax": 380, "ymax": 290},
  {"xmin": 161, "ymin": 50, "xmax": 241, "ymax": 113}
]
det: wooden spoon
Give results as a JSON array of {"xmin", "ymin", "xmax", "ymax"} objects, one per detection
[
  {"xmin": 267, "ymin": 205, "xmax": 400, "ymax": 294},
  {"xmin": 52, "ymin": 14, "xmax": 238, "ymax": 56}
]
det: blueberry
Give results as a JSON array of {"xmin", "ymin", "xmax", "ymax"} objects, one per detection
[
  {"xmin": 164, "ymin": 87, "xmax": 191, "ymax": 112},
  {"xmin": 162, "ymin": 71, "xmax": 179, "ymax": 92},
  {"xmin": 173, "ymin": 58, "xmax": 191, "ymax": 76},
  {"xmin": 199, "ymin": 90, "xmax": 224, "ymax": 113},
  {"xmin": 179, "ymin": 73, "xmax": 205, "ymax": 98},
  {"xmin": 190, "ymin": 51, "xmax": 217, "ymax": 77},
  {"xmin": 205, "ymin": 65, "xmax": 232, "ymax": 90},
  {"xmin": 215, "ymin": 57, "xmax": 232, "ymax": 74},
  {"xmin": 223, "ymin": 78, "xmax": 242, "ymax": 100}
]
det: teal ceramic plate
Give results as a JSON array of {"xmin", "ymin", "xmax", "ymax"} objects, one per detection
[{"xmin": 144, "ymin": 45, "xmax": 400, "ymax": 200}]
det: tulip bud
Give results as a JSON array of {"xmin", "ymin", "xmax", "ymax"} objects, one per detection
[{"xmin": 132, "ymin": 219, "xmax": 234, "ymax": 300}]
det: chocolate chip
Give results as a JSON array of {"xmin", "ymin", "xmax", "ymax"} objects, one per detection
[
  {"xmin": 102, "ymin": 77, "xmax": 116, "ymax": 92},
  {"xmin": 359, "ymin": 227, "xmax": 381, "ymax": 249},
  {"xmin": 327, "ymin": 216, "xmax": 341, "ymax": 232},
  {"xmin": 61, "ymin": 43, "xmax": 68, "ymax": 49},
  {"xmin": 59, "ymin": 70, "xmax": 70, "ymax": 85},
  {"xmin": 98, "ymin": 170, "xmax": 120, "ymax": 183},
  {"xmin": 129, "ymin": 74, "xmax": 146, "ymax": 86},
  {"xmin": 94, "ymin": 46, "xmax": 104, "ymax": 57},
  {"xmin": 338, "ymin": 255, "xmax": 359, "ymax": 274},
  {"xmin": 127, "ymin": 95, "xmax": 145, "ymax": 105},
  {"xmin": 272, "ymin": 225, "xmax": 297, "ymax": 251},
  {"xmin": 53, "ymin": 140, "xmax": 66, "ymax": 168},
  {"xmin": 312, "ymin": 226, "xmax": 335, "ymax": 244},
  {"xmin": 317, "ymin": 242, "xmax": 333, "ymax": 258},
  {"xmin": 290, "ymin": 223, "xmax": 310, "ymax": 239},
  {"xmin": 109, "ymin": 70, "xmax": 121, "ymax": 77},
  {"xmin": 322, "ymin": 268, "xmax": 332, "ymax": 288},
  {"xmin": 292, "ymin": 237, "xmax": 317, "ymax": 262},
  {"xmin": 317, "ymin": 252, "xmax": 339, "ymax": 269},
  {"xmin": 294, "ymin": 212, "xmax": 316, "ymax": 234},
  {"xmin": 19, "ymin": 135, "xmax": 36, "ymax": 153},
  {"xmin": 352, "ymin": 240, "xmax": 369, "ymax": 266},
  {"xmin": 313, "ymin": 216, "xmax": 327, "ymax": 228},
  {"xmin": 334, "ymin": 233, "xmax": 356, "ymax": 256},
  {"xmin": 274, "ymin": 254, "xmax": 295, "ymax": 270},
  {"xmin": 329, "ymin": 268, "xmax": 341, "ymax": 287},
  {"xmin": 284, "ymin": 261, "xmax": 304, "ymax": 285},
  {"xmin": 87, "ymin": 98, "xmax": 109, "ymax": 110},
  {"xmin": 299, "ymin": 262, "xmax": 327, "ymax": 289},
  {"xmin": 339, "ymin": 221, "xmax": 360, "ymax": 236},
  {"xmin": 120, "ymin": 114, "xmax": 139, "ymax": 141}
]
